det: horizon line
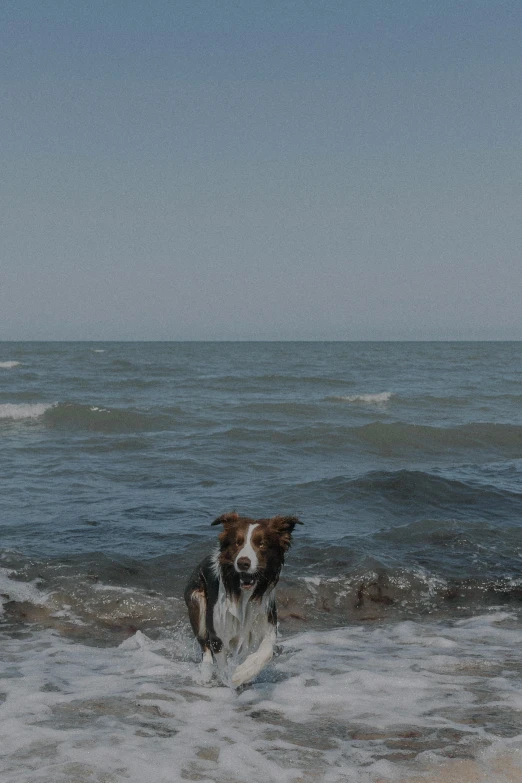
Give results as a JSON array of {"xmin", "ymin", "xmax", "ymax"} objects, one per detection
[{"xmin": 1, "ymin": 338, "xmax": 521, "ymax": 344}]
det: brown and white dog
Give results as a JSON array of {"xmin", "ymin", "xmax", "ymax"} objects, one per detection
[{"xmin": 184, "ymin": 512, "xmax": 302, "ymax": 687}]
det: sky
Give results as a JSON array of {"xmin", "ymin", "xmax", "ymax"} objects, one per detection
[{"xmin": 1, "ymin": 0, "xmax": 521, "ymax": 341}]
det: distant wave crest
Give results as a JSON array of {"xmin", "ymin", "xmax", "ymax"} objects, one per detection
[
  {"xmin": 0, "ymin": 402, "xmax": 170, "ymax": 432},
  {"xmin": 330, "ymin": 392, "xmax": 393, "ymax": 404},
  {"xmin": 0, "ymin": 403, "xmax": 54, "ymax": 420},
  {"xmin": 43, "ymin": 402, "xmax": 170, "ymax": 433},
  {"xmin": 0, "ymin": 361, "xmax": 22, "ymax": 368}
]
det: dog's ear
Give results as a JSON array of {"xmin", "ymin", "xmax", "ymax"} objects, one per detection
[
  {"xmin": 272, "ymin": 515, "xmax": 303, "ymax": 532},
  {"xmin": 211, "ymin": 512, "xmax": 239, "ymax": 527},
  {"xmin": 269, "ymin": 515, "xmax": 303, "ymax": 550}
]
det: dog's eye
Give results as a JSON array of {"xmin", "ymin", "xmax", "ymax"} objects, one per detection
[
  {"xmin": 236, "ymin": 538, "xmax": 243, "ymax": 547},
  {"xmin": 258, "ymin": 541, "xmax": 267, "ymax": 549}
]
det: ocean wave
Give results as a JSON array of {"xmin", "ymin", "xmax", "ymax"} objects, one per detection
[
  {"xmin": 0, "ymin": 403, "xmax": 54, "ymax": 420},
  {"xmin": 0, "ymin": 555, "xmax": 182, "ymax": 642},
  {"xmin": 0, "ymin": 401, "xmax": 173, "ymax": 432},
  {"xmin": 284, "ymin": 566, "xmax": 449, "ymax": 623},
  {"xmin": 214, "ymin": 420, "xmax": 522, "ymax": 458},
  {"xmin": 0, "ymin": 361, "xmax": 21, "ymax": 368},
  {"xmin": 354, "ymin": 421, "xmax": 522, "ymax": 455},
  {"xmin": 374, "ymin": 515, "xmax": 520, "ymax": 547},
  {"xmin": 408, "ymin": 391, "xmax": 522, "ymax": 408},
  {"xmin": 329, "ymin": 391, "xmax": 393, "ymax": 404},
  {"xmin": 0, "ymin": 568, "xmax": 49, "ymax": 616},
  {"xmin": 329, "ymin": 390, "xmax": 522, "ymax": 409},
  {"xmin": 42, "ymin": 402, "xmax": 170, "ymax": 433},
  {"xmin": 276, "ymin": 565, "xmax": 522, "ymax": 627},
  {"xmin": 351, "ymin": 469, "xmax": 522, "ymax": 511},
  {"xmin": 3, "ymin": 551, "xmax": 522, "ymax": 637},
  {"xmin": 290, "ymin": 469, "xmax": 522, "ymax": 511}
]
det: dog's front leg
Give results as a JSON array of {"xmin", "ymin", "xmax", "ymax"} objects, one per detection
[
  {"xmin": 231, "ymin": 626, "xmax": 276, "ymax": 687},
  {"xmin": 195, "ymin": 646, "xmax": 214, "ymax": 684}
]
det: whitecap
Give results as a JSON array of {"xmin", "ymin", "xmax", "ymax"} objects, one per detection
[
  {"xmin": 332, "ymin": 391, "xmax": 393, "ymax": 404},
  {"xmin": 0, "ymin": 403, "xmax": 54, "ymax": 420},
  {"xmin": 0, "ymin": 568, "xmax": 49, "ymax": 615},
  {"xmin": 0, "ymin": 361, "xmax": 21, "ymax": 368}
]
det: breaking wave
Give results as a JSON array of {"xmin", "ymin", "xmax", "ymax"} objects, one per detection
[
  {"xmin": 0, "ymin": 568, "xmax": 49, "ymax": 616},
  {"xmin": 330, "ymin": 391, "xmax": 393, "ymax": 404},
  {"xmin": 0, "ymin": 403, "xmax": 54, "ymax": 420},
  {"xmin": 0, "ymin": 402, "xmax": 174, "ymax": 432},
  {"xmin": 0, "ymin": 361, "xmax": 21, "ymax": 368},
  {"xmin": 42, "ymin": 403, "xmax": 171, "ymax": 432},
  {"xmin": 3, "ymin": 551, "xmax": 522, "ymax": 637}
]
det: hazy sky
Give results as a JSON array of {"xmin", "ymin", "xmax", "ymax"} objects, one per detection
[{"xmin": 2, "ymin": 1, "xmax": 521, "ymax": 340}]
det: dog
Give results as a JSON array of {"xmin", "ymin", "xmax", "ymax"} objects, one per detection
[{"xmin": 184, "ymin": 512, "xmax": 302, "ymax": 687}]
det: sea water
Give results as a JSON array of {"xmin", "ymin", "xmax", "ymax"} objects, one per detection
[{"xmin": 1, "ymin": 341, "xmax": 522, "ymax": 782}]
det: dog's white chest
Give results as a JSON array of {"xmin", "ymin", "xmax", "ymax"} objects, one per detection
[{"xmin": 213, "ymin": 583, "xmax": 273, "ymax": 657}]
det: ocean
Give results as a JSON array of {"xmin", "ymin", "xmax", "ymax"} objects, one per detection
[{"xmin": 1, "ymin": 341, "xmax": 522, "ymax": 782}]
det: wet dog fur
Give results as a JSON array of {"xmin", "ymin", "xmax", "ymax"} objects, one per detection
[{"xmin": 184, "ymin": 512, "xmax": 302, "ymax": 687}]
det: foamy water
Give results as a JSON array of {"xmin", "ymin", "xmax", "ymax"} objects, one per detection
[
  {"xmin": 0, "ymin": 568, "xmax": 49, "ymax": 615},
  {"xmin": 1, "ymin": 613, "xmax": 521, "ymax": 782}
]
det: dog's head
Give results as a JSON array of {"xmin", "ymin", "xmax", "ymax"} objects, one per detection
[{"xmin": 211, "ymin": 512, "xmax": 303, "ymax": 597}]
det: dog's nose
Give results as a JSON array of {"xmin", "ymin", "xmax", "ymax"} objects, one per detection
[{"xmin": 236, "ymin": 557, "xmax": 251, "ymax": 572}]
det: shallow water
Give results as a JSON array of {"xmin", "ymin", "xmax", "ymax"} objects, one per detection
[
  {"xmin": 1, "ymin": 341, "xmax": 522, "ymax": 781},
  {"xmin": 1, "ymin": 614, "xmax": 522, "ymax": 782}
]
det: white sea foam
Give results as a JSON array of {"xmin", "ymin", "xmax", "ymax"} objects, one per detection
[
  {"xmin": 333, "ymin": 391, "xmax": 393, "ymax": 404},
  {"xmin": 0, "ymin": 568, "xmax": 49, "ymax": 615},
  {"xmin": 0, "ymin": 360, "xmax": 21, "ymax": 368},
  {"xmin": 0, "ymin": 402, "xmax": 54, "ymax": 420},
  {"xmin": 1, "ymin": 612, "xmax": 521, "ymax": 782}
]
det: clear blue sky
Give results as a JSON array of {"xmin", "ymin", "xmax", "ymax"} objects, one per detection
[{"xmin": 1, "ymin": 0, "xmax": 521, "ymax": 340}]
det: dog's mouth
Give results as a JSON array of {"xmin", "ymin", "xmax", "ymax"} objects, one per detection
[{"xmin": 238, "ymin": 573, "xmax": 257, "ymax": 590}]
